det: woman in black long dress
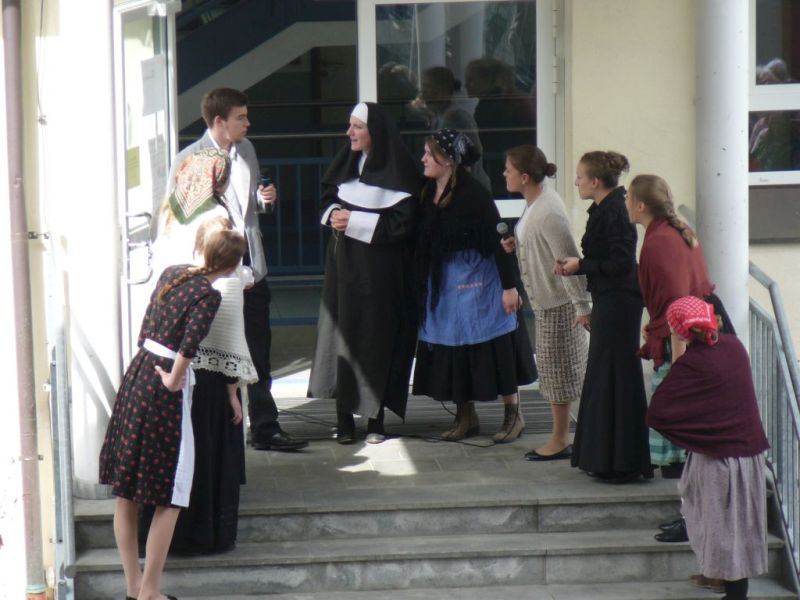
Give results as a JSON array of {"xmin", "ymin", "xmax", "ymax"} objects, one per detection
[
  {"xmin": 308, "ymin": 102, "xmax": 421, "ymax": 444},
  {"xmin": 99, "ymin": 228, "xmax": 246, "ymax": 600},
  {"xmin": 556, "ymin": 150, "xmax": 652, "ymax": 482}
]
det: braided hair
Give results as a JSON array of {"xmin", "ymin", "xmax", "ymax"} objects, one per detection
[
  {"xmin": 579, "ymin": 150, "xmax": 629, "ymax": 188},
  {"xmin": 629, "ymin": 174, "xmax": 698, "ymax": 248},
  {"xmin": 157, "ymin": 225, "xmax": 246, "ymax": 303}
]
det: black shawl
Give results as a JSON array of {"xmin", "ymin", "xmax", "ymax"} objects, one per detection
[{"xmin": 416, "ymin": 166, "xmax": 514, "ymax": 315}]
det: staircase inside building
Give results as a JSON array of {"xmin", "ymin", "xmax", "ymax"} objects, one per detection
[{"xmin": 72, "ymin": 390, "xmax": 796, "ymax": 599}]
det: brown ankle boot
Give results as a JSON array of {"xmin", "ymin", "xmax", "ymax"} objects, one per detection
[
  {"xmin": 493, "ymin": 403, "xmax": 525, "ymax": 443},
  {"xmin": 442, "ymin": 402, "xmax": 480, "ymax": 441}
]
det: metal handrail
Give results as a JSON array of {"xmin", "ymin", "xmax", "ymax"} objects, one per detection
[
  {"xmin": 750, "ymin": 261, "xmax": 800, "ymax": 402},
  {"xmin": 748, "ymin": 261, "xmax": 800, "ymax": 591}
]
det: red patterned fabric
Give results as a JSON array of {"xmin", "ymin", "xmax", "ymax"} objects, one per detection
[{"xmin": 667, "ymin": 296, "xmax": 718, "ymax": 345}]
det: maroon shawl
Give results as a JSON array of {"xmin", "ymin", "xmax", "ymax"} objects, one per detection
[
  {"xmin": 638, "ymin": 219, "xmax": 714, "ymax": 367},
  {"xmin": 646, "ymin": 334, "xmax": 769, "ymax": 458}
]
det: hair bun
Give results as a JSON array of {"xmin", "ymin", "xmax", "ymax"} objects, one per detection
[{"xmin": 544, "ymin": 163, "xmax": 558, "ymax": 178}]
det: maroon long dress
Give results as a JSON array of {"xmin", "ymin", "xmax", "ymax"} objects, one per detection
[{"xmin": 99, "ymin": 265, "xmax": 221, "ymax": 507}]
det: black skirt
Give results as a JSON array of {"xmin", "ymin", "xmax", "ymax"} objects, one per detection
[
  {"xmin": 571, "ymin": 290, "xmax": 653, "ymax": 478},
  {"xmin": 140, "ymin": 369, "xmax": 245, "ymax": 555},
  {"xmin": 413, "ymin": 314, "xmax": 537, "ymax": 403}
]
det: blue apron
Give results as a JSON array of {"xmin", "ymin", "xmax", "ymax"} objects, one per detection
[{"xmin": 420, "ymin": 249, "xmax": 516, "ymax": 346}]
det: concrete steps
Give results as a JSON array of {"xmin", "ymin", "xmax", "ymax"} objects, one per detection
[
  {"xmin": 178, "ymin": 579, "xmax": 795, "ymax": 600},
  {"xmin": 74, "ymin": 479, "xmax": 680, "ymax": 550},
  {"xmin": 74, "ymin": 528, "xmax": 787, "ymax": 598},
  {"xmin": 72, "ymin": 395, "xmax": 797, "ymax": 599}
]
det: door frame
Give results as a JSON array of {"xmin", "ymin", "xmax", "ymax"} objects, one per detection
[
  {"xmin": 356, "ymin": 0, "xmax": 562, "ymax": 212},
  {"xmin": 112, "ymin": 0, "xmax": 181, "ymax": 365}
]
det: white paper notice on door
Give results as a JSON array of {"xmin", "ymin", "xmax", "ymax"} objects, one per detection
[{"xmin": 141, "ymin": 55, "xmax": 166, "ymax": 116}]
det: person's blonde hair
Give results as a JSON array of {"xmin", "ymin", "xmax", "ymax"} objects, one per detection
[
  {"xmin": 629, "ymin": 174, "xmax": 698, "ymax": 248},
  {"xmin": 157, "ymin": 226, "xmax": 246, "ymax": 303}
]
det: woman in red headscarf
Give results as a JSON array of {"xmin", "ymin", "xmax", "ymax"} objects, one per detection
[{"xmin": 647, "ymin": 297, "xmax": 769, "ymax": 600}]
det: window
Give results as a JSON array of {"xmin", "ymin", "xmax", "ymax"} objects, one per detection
[
  {"xmin": 750, "ymin": 0, "xmax": 800, "ymax": 184},
  {"xmin": 375, "ymin": 2, "xmax": 538, "ymax": 198}
]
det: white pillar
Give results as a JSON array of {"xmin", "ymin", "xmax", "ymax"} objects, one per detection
[{"xmin": 695, "ymin": 0, "xmax": 750, "ymax": 344}]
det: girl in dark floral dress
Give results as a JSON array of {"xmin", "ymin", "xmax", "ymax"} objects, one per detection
[{"xmin": 99, "ymin": 227, "xmax": 246, "ymax": 600}]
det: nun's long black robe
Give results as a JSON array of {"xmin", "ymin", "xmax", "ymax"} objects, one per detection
[{"xmin": 308, "ymin": 103, "xmax": 421, "ymax": 420}]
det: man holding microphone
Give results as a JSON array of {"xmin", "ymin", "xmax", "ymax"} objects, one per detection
[{"xmin": 167, "ymin": 87, "xmax": 307, "ymax": 452}]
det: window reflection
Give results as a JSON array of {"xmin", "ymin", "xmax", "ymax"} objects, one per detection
[
  {"xmin": 377, "ymin": 1, "xmax": 537, "ymax": 197},
  {"xmin": 755, "ymin": 0, "xmax": 800, "ymax": 85},
  {"xmin": 749, "ymin": 110, "xmax": 800, "ymax": 171}
]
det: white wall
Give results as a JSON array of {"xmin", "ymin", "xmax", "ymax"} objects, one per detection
[
  {"xmin": 26, "ymin": 0, "xmax": 121, "ymax": 495},
  {"xmin": 565, "ymin": 0, "xmax": 696, "ymax": 231}
]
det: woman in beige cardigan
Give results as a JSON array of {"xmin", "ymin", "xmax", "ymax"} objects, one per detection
[{"xmin": 502, "ymin": 145, "xmax": 591, "ymax": 460}]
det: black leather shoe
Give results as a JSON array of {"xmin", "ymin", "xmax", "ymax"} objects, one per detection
[
  {"xmin": 659, "ymin": 516, "xmax": 683, "ymax": 531},
  {"xmin": 524, "ymin": 445, "xmax": 572, "ymax": 461},
  {"xmin": 655, "ymin": 519, "xmax": 688, "ymax": 542},
  {"xmin": 336, "ymin": 430, "xmax": 356, "ymax": 445},
  {"xmin": 660, "ymin": 462, "xmax": 685, "ymax": 479},
  {"xmin": 251, "ymin": 431, "xmax": 308, "ymax": 451}
]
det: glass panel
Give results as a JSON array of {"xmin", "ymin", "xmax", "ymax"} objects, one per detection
[
  {"xmin": 176, "ymin": 2, "xmax": 357, "ymax": 275},
  {"xmin": 749, "ymin": 110, "xmax": 800, "ymax": 171},
  {"xmin": 755, "ymin": 0, "xmax": 800, "ymax": 84},
  {"xmin": 121, "ymin": 12, "xmax": 173, "ymax": 357},
  {"xmin": 376, "ymin": 2, "xmax": 537, "ymax": 198}
]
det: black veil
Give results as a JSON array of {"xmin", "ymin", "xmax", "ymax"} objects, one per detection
[{"xmin": 322, "ymin": 102, "xmax": 421, "ymax": 195}]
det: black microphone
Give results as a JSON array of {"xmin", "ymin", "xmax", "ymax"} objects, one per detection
[
  {"xmin": 496, "ymin": 221, "xmax": 511, "ymax": 240},
  {"xmin": 260, "ymin": 168, "xmax": 275, "ymax": 215}
]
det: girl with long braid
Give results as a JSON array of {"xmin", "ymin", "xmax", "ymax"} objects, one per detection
[
  {"xmin": 99, "ymin": 226, "xmax": 246, "ymax": 600},
  {"xmin": 626, "ymin": 175, "xmax": 715, "ymax": 480}
]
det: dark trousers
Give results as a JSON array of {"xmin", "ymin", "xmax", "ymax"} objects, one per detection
[{"xmin": 244, "ymin": 277, "xmax": 279, "ymax": 438}]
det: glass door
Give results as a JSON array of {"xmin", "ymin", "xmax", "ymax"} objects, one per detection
[
  {"xmin": 113, "ymin": 0, "xmax": 180, "ymax": 365},
  {"xmin": 357, "ymin": 0, "xmax": 558, "ymax": 216}
]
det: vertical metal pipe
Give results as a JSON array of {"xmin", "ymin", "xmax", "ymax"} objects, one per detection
[{"xmin": 3, "ymin": 0, "xmax": 47, "ymax": 596}]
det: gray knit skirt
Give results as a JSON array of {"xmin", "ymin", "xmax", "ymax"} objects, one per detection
[
  {"xmin": 534, "ymin": 302, "xmax": 588, "ymax": 405},
  {"xmin": 679, "ymin": 451, "xmax": 768, "ymax": 580}
]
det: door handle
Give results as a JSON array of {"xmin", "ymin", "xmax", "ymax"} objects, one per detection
[{"xmin": 126, "ymin": 211, "xmax": 154, "ymax": 285}]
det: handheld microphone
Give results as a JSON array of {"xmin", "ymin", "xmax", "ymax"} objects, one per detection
[
  {"xmin": 260, "ymin": 168, "xmax": 275, "ymax": 215},
  {"xmin": 496, "ymin": 221, "xmax": 511, "ymax": 240}
]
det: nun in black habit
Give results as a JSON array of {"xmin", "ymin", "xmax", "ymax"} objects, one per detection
[{"xmin": 308, "ymin": 102, "xmax": 422, "ymax": 444}]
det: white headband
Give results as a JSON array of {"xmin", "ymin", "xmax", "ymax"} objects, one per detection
[{"xmin": 351, "ymin": 102, "xmax": 369, "ymax": 124}]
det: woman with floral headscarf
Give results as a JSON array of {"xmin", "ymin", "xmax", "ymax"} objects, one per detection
[
  {"xmin": 144, "ymin": 148, "xmax": 256, "ymax": 555},
  {"xmin": 413, "ymin": 128, "xmax": 536, "ymax": 442},
  {"xmin": 647, "ymin": 296, "xmax": 769, "ymax": 600}
]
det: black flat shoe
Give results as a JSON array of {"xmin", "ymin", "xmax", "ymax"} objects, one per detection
[
  {"xmin": 602, "ymin": 471, "xmax": 643, "ymax": 485},
  {"xmin": 251, "ymin": 430, "xmax": 308, "ymax": 451},
  {"xmin": 336, "ymin": 430, "xmax": 356, "ymax": 444},
  {"xmin": 658, "ymin": 516, "xmax": 683, "ymax": 531},
  {"xmin": 655, "ymin": 520, "xmax": 688, "ymax": 542},
  {"xmin": 524, "ymin": 445, "xmax": 572, "ymax": 461},
  {"xmin": 660, "ymin": 462, "xmax": 685, "ymax": 479}
]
